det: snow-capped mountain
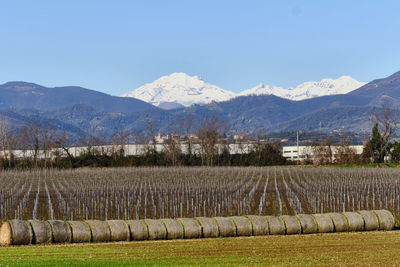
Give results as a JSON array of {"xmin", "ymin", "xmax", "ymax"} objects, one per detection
[
  {"xmin": 123, "ymin": 73, "xmax": 365, "ymax": 108},
  {"xmin": 239, "ymin": 76, "xmax": 366, "ymax": 101},
  {"xmin": 122, "ymin": 73, "xmax": 235, "ymax": 107}
]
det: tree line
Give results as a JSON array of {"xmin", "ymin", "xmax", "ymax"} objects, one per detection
[
  {"xmin": 0, "ymin": 116, "xmax": 286, "ymax": 169},
  {"xmin": 0, "ymin": 106, "xmax": 399, "ymax": 169}
]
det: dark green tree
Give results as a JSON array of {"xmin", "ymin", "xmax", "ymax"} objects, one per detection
[
  {"xmin": 391, "ymin": 142, "xmax": 400, "ymax": 163},
  {"xmin": 371, "ymin": 123, "xmax": 385, "ymax": 163}
]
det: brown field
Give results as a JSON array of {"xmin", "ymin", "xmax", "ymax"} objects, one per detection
[{"xmin": 1, "ymin": 167, "xmax": 400, "ymax": 224}]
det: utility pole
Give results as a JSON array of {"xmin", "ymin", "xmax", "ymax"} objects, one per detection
[{"xmin": 297, "ymin": 130, "xmax": 299, "ymax": 161}]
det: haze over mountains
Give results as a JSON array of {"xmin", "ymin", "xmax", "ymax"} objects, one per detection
[
  {"xmin": 122, "ymin": 73, "xmax": 365, "ymax": 108},
  {"xmin": 0, "ymin": 70, "xmax": 399, "ymax": 141}
]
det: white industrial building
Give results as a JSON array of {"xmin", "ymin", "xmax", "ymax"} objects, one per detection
[{"xmin": 282, "ymin": 145, "xmax": 364, "ymax": 161}]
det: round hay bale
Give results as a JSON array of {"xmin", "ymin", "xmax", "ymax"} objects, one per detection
[
  {"xmin": 228, "ymin": 216, "xmax": 253, "ymax": 236},
  {"xmin": 160, "ymin": 219, "xmax": 184, "ymax": 239},
  {"xmin": 280, "ymin": 215, "xmax": 301, "ymax": 234},
  {"xmin": 327, "ymin": 213, "xmax": 349, "ymax": 232},
  {"xmin": 264, "ymin": 216, "xmax": 285, "ymax": 235},
  {"xmin": 106, "ymin": 220, "xmax": 130, "ymax": 242},
  {"xmin": 143, "ymin": 219, "xmax": 167, "ymax": 240},
  {"xmin": 295, "ymin": 214, "xmax": 318, "ymax": 234},
  {"xmin": 341, "ymin": 212, "xmax": 364, "ymax": 231},
  {"xmin": 373, "ymin": 210, "xmax": 395, "ymax": 230},
  {"xmin": 0, "ymin": 220, "xmax": 32, "ymax": 245},
  {"xmin": 194, "ymin": 217, "xmax": 219, "ymax": 238},
  {"xmin": 47, "ymin": 220, "xmax": 72, "ymax": 243},
  {"xmin": 213, "ymin": 217, "xmax": 236, "ymax": 237},
  {"xmin": 85, "ymin": 220, "xmax": 111, "ymax": 243},
  {"xmin": 312, "ymin": 214, "xmax": 334, "ymax": 233},
  {"xmin": 28, "ymin": 220, "xmax": 52, "ymax": 244},
  {"xmin": 126, "ymin": 220, "xmax": 149, "ymax": 241},
  {"xmin": 357, "ymin": 210, "xmax": 379, "ymax": 231},
  {"xmin": 176, "ymin": 218, "xmax": 202, "ymax": 239},
  {"xmin": 67, "ymin": 221, "xmax": 91, "ymax": 243},
  {"xmin": 245, "ymin": 215, "xmax": 269, "ymax": 236}
]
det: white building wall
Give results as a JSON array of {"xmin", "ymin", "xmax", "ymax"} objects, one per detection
[
  {"xmin": 282, "ymin": 145, "xmax": 364, "ymax": 161},
  {"xmin": 2, "ymin": 143, "xmax": 259, "ymax": 159}
]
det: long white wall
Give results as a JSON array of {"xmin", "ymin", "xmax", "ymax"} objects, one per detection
[{"xmin": 2, "ymin": 143, "xmax": 258, "ymax": 159}]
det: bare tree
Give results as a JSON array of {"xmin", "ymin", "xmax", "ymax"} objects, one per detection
[
  {"xmin": 311, "ymin": 139, "xmax": 333, "ymax": 165},
  {"xmin": 335, "ymin": 140, "xmax": 358, "ymax": 164},
  {"xmin": 41, "ymin": 125, "xmax": 57, "ymax": 168},
  {"xmin": 27, "ymin": 123, "xmax": 42, "ymax": 168},
  {"xmin": 196, "ymin": 115, "xmax": 226, "ymax": 166},
  {"xmin": 144, "ymin": 119, "xmax": 157, "ymax": 154},
  {"xmin": 0, "ymin": 119, "xmax": 9, "ymax": 167},
  {"xmin": 111, "ymin": 130, "xmax": 130, "ymax": 160},
  {"xmin": 54, "ymin": 131, "xmax": 74, "ymax": 167},
  {"xmin": 163, "ymin": 133, "xmax": 182, "ymax": 166},
  {"xmin": 16, "ymin": 126, "xmax": 31, "ymax": 165}
]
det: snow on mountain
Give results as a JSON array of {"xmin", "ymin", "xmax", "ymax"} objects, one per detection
[
  {"xmin": 122, "ymin": 73, "xmax": 235, "ymax": 107},
  {"xmin": 123, "ymin": 73, "xmax": 366, "ymax": 108},
  {"xmin": 238, "ymin": 83, "xmax": 287, "ymax": 98},
  {"xmin": 239, "ymin": 76, "xmax": 366, "ymax": 101}
]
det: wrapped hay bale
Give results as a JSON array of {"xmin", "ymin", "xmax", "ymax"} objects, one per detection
[
  {"xmin": 357, "ymin": 210, "xmax": 379, "ymax": 231},
  {"xmin": 228, "ymin": 216, "xmax": 253, "ymax": 236},
  {"xmin": 160, "ymin": 219, "xmax": 184, "ymax": 240},
  {"xmin": 28, "ymin": 220, "xmax": 52, "ymax": 244},
  {"xmin": 143, "ymin": 219, "xmax": 167, "ymax": 240},
  {"xmin": 126, "ymin": 220, "xmax": 149, "ymax": 241},
  {"xmin": 264, "ymin": 216, "xmax": 285, "ymax": 235},
  {"xmin": 280, "ymin": 215, "xmax": 301, "ymax": 234},
  {"xmin": 194, "ymin": 217, "xmax": 219, "ymax": 238},
  {"xmin": 106, "ymin": 220, "xmax": 130, "ymax": 242},
  {"xmin": 0, "ymin": 220, "xmax": 32, "ymax": 245},
  {"xmin": 295, "ymin": 214, "xmax": 318, "ymax": 234},
  {"xmin": 245, "ymin": 215, "xmax": 269, "ymax": 236},
  {"xmin": 176, "ymin": 218, "xmax": 202, "ymax": 239},
  {"xmin": 373, "ymin": 210, "xmax": 395, "ymax": 230},
  {"xmin": 342, "ymin": 212, "xmax": 364, "ymax": 231},
  {"xmin": 85, "ymin": 220, "xmax": 111, "ymax": 242},
  {"xmin": 327, "ymin": 213, "xmax": 349, "ymax": 232},
  {"xmin": 67, "ymin": 221, "xmax": 91, "ymax": 243},
  {"xmin": 47, "ymin": 220, "xmax": 72, "ymax": 243},
  {"xmin": 213, "ymin": 217, "xmax": 236, "ymax": 237},
  {"xmin": 312, "ymin": 214, "xmax": 334, "ymax": 233}
]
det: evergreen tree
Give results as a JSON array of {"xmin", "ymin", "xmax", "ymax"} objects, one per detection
[{"xmin": 363, "ymin": 123, "xmax": 389, "ymax": 163}]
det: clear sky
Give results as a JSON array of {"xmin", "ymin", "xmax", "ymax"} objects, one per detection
[{"xmin": 0, "ymin": 0, "xmax": 399, "ymax": 95}]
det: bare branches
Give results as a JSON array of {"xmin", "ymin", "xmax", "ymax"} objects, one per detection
[{"xmin": 196, "ymin": 115, "xmax": 226, "ymax": 166}]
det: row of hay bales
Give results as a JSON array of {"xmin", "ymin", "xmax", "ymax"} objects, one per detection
[{"xmin": 0, "ymin": 210, "xmax": 394, "ymax": 246}]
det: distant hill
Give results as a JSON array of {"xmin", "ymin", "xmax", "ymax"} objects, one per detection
[
  {"xmin": 0, "ymin": 81, "xmax": 158, "ymax": 114},
  {"xmin": 0, "ymin": 71, "xmax": 399, "ymax": 139},
  {"xmin": 349, "ymin": 71, "xmax": 400, "ymax": 107}
]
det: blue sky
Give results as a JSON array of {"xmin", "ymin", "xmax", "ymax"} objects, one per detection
[{"xmin": 0, "ymin": 0, "xmax": 399, "ymax": 95}]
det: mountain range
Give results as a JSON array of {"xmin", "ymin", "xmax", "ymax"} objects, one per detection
[
  {"xmin": 0, "ymin": 70, "xmax": 399, "ymax": 141},
  {"xmin": 122, "ymin": 73, "xmax": 365, "ymax": 108}
]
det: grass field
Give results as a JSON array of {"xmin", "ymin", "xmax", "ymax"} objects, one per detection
[{"xmin": 1, "ymin": 231, "xmax": 400, "ymax": 266}]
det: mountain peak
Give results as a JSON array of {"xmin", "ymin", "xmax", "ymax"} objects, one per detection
[
  {"xmin": 240, "ymin": 76, "xmax": 365, "ymax": 101},
  {"xmin": 168, "ymin": 72, "xmax": 202, "ymax": 80},
  {"xmin": 122, "ymin": 73, "xmax": 234, "ymax": 107},
  {"xmin": 1, "ymin": 81, "xmax": 44, "ymax": 91}
]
